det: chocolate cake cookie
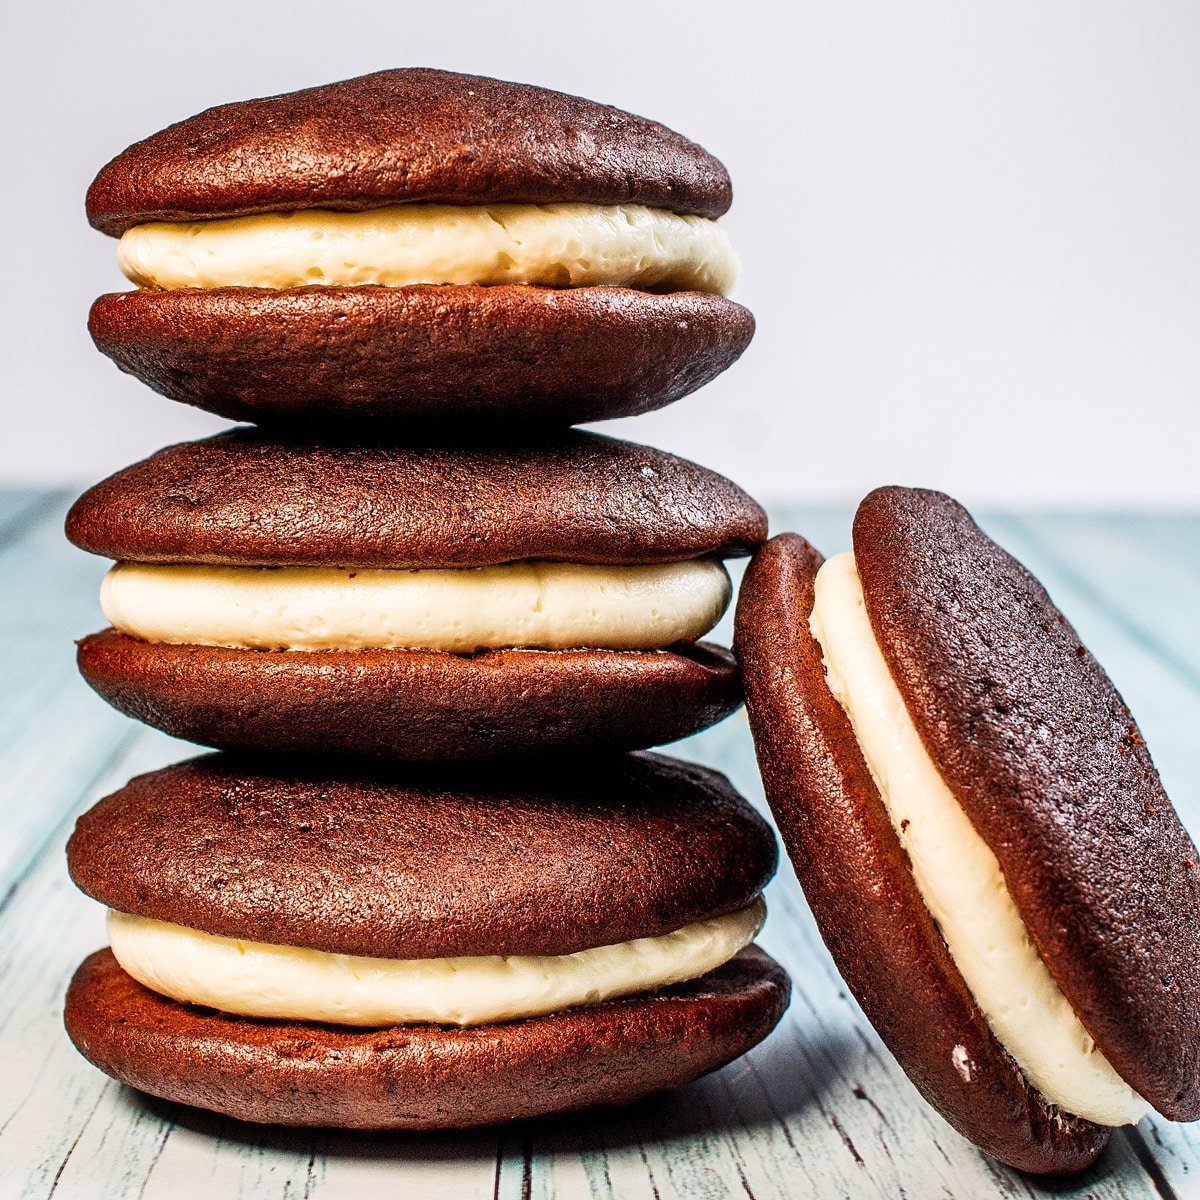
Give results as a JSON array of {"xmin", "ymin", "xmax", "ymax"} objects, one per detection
[
  {"xmin": 65, "ymin": 752, "xmax": 789, "ymax": 1128},
  {"xmin": 67, "ymin": 428, "xmax": 765, "ymax": 759},
  {"xmin": 87, "ymin": 68, "xmax": 753, "ymax": 427},
  {"xmin": 733, "ymin": 489, "xmax": 1200, "ymax": 1173}
]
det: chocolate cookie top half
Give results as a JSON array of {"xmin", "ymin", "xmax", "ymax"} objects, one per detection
[
  {"xmin": 852, "ymin": 487, "xmax": 1200, "ymax": 1119},
  {"xmin": 67, "ymin": 752, "xmax": 777, "ymax": 959},
  {"xmin": 65, "ymin": 428, "xmax": 766, "ymax": 568},
  {"xmin": 87, "ymin": 68, "xmax": 731, "ymax": 236}
]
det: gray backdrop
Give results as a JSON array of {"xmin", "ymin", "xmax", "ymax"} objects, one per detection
[{"xmin": 3, "ymin": 0, "xmax": 1197, "ymax": 507}]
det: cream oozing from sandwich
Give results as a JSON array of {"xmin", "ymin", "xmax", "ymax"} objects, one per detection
[
  {"xmin": 807, "ymin": 552, "xmax": 1147, "ymax": 1127},
  {"xmin": 99, "ymin": 558, "xmax": 730, "ymax": 652},
  {"xmin": 116, "ymin": 203, "xmax": 737, "ymax": 294},
  {"xmin": 107, "ymin": 899, "xmax": 765, "ymax": 1027}
]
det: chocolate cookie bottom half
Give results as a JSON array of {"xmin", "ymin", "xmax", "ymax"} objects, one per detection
[
  {"xmin": 77, "ymin": 631, "xmax": 742, "ymax": 760},
  {"xmin": 67, "ymin": 947, "xmax": 788, "ymax": 1129},
  {"xmin": 90, "ymin": 285, "xmax": 754, "ymax": 428}
]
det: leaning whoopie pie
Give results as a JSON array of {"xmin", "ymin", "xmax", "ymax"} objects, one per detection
[
  {"xmin": 64, "ymin": 752, "xmax": 788, "ymax": 1128},
  {"xmin": 86, "ymin": 68, "xmax": 753, "ymax": 428},
  {"xmin": 734, "ymin": 487, "xmax": 1200, "ymax": 1174},
  {"xmin": 66, "ymin": 426, "xmax": 764, "ymax": 760}
]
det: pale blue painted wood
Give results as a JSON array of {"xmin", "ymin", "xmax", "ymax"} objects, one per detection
[
  {"xmin": 0, "ymin": 492, "xmax": 165, "ymax": 899},
  {"xmin": 2, "ymin": 494, "xmax": 1197, "ymax": 1199},
  {"xmin": 0, "ymin": 488, "xmax": 50, "ymax": 530}
]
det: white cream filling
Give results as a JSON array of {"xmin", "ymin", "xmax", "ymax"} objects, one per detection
[
  {"xmin": 116, "ymin": 202, "xmax": 737, "ymax": 294},
  {"xmin": 808, "ymin": 552, "xmax": 1147, "ymax": 1127},
  {"xmin": 100, "ymin": 557, "xmax": 730, "ymax": 653},
  {"xmin": 107, "ymin": 900, "xmax": 764, "ymax": 1028}
]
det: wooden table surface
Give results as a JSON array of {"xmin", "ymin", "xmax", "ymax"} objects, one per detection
[{"xmin": 2, "ymin": 488, "xmax": 1197, "ymax": 1199}]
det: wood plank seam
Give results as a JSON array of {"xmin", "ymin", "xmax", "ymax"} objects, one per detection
[{"xmin": 0, "ymin": 725, "xmax": 142, "ymax": 919}]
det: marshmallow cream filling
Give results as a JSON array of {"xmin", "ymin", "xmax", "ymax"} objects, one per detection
[
  {"xmin": 100, "ymin": 558, "xmax": 730, "ymax": 652},
  {"xmin": 117, "ymin": 203, "xmax": 737, "ymax": 294},
  {"xmin": 107, "ymin": 900, "xmax": 765, "ymax": 1028},
  {"xmin": 808, "ymin": 552, "xmax": 1147, "ymax": 1127}
]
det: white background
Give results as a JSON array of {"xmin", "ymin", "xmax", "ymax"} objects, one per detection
[{"xmin": 2, "ymin": 1, "xmax": 1197, "ymax": 508}]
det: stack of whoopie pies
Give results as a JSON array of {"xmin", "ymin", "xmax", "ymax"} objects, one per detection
[
  {"xmin": 63, "ymin": 69, "xmax": 790, "ymax": 1128},
  {"xmin": 67, "ymin": 66, "xmax": 1196, "ymax": 1180}
]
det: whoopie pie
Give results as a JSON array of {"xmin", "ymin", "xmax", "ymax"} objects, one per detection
[
  {"xmin": 734, "ymin": 486, "xmax": 1200, "ymax": 1173},
  {"xmin": 67, "ymin": 426, "xmax": 764, "ymax": 760},
  {"xmin": 86, "ymin": 68, "xmax": 753, "ymax": 428},
  {"xmin": 64, "ymin": 752, "xmax": 788, "ymax": 1128}
]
